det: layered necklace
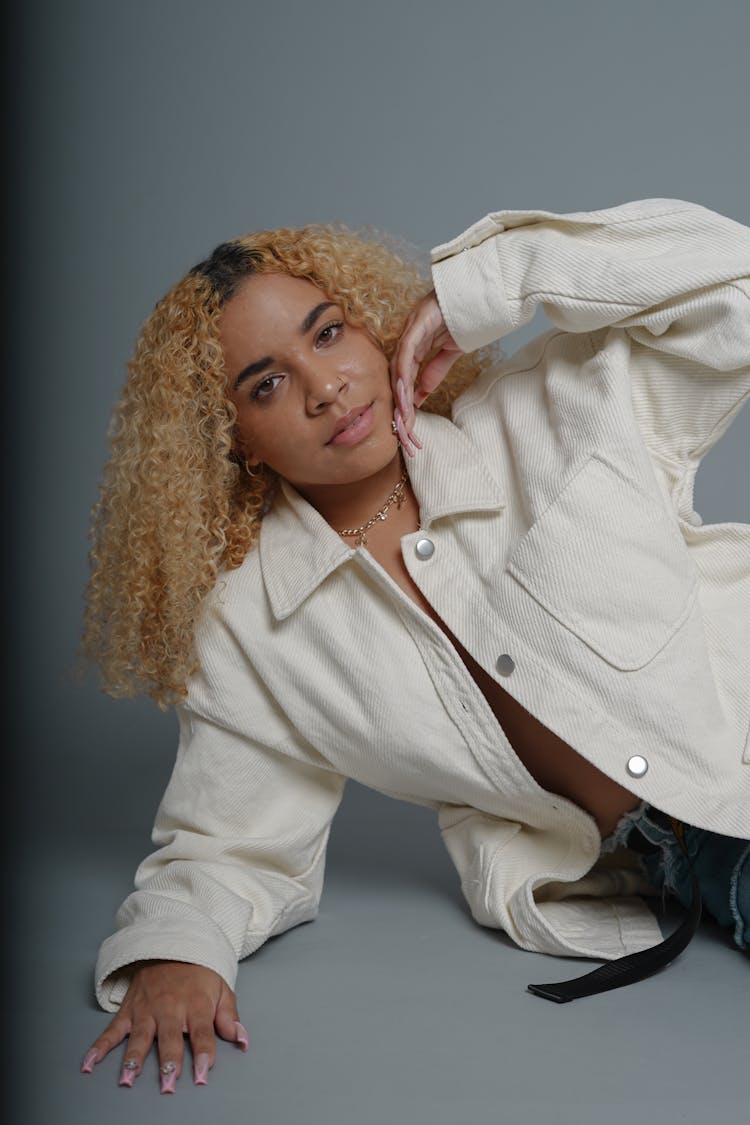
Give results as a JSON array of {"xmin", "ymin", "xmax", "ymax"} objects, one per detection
[{"xmin": 336, "ymin": 470, "xmax": 409, "ymax": 547}]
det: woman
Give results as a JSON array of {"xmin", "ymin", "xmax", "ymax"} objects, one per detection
[{"xmin": 81, "ymin": 199, "xmax": 750, "ymax": 1092}]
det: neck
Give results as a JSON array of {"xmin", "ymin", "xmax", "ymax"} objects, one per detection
[{"xmin": 295, "ymin": 452, "xmax": 406, "ymax": 531}]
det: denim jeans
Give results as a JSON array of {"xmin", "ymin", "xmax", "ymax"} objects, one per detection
[{"xmin": 603, "ymin": 802, "xmax": 749, "ymax": 951}]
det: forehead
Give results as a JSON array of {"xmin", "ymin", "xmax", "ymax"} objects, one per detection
[{"xmin": 219, "ymin": 273, "xmax": 331, "ymax": 361}]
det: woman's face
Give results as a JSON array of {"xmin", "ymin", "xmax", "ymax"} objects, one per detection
[{"xmin": 221, "ymin": 273, "xmax": 398, "ymax": 495}]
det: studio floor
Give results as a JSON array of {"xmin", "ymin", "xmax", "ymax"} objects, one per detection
[{"xmin": 14, "ymin": 784, "xmax": 747, "ymax": 1125}]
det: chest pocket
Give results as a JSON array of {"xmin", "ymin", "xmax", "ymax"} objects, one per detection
[{"xmin": 507, "ymin": 453, "xmax": 698, "ymax": 670}]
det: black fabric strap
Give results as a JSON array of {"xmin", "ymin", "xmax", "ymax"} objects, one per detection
[{"xmin": 527, "ymin": 818, "xmax": 702, "ymax": 1003}]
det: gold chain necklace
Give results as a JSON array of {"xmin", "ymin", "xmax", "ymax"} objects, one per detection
[{"xmin": 336, "ymin": 470, "xmax": 408, "ymax": 547}]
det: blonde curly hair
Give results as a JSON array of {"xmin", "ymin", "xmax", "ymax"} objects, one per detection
[{"xmin": 83, "ymin": 224, "xmax": 489, "ymax": 707}]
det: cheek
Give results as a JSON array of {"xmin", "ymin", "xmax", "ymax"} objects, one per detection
[
  {"xmin": 350, "ymin": 346, "xmax": 391, "ymax": 387},
  {"xmin": 238, "ymin": 413, "xmax": 308, "ymax": 471}
]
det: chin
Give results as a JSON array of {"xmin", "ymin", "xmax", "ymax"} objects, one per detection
[{"xmin": 331, "ymin": 441, "xmax": 399, "ymax": 488}]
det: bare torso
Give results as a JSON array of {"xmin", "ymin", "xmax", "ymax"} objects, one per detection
[{"xmin": 362, "ymin": 484, "xmax": 639, "ymax": 839}]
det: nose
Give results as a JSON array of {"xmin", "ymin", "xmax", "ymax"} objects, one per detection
[{"xmin": 304, "ymin": 363, "xmax": 347, "ymax": 413}]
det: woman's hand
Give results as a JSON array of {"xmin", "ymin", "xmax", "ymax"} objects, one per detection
[
  {"xmin": 390, "ymin": 291, "xmax": 463, "ymax": 456},
  {"xmin": 80, "ymin": 960, "xmax": 248, "ymax": 1093}
]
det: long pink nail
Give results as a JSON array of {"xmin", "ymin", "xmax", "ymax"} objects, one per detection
[
  {"xmin": 81, "ymin": 1049, "xmax": 99, "ymax": 1074},
  {"xmin": 395, "ymin": 411, "xmax": 415, "ymax": 458},
  {"xmin": 119, "ymin": 1067, "xmax": 136, "ymax": 1088},
  {"xmin": 408, "ymin": 430, "xmax": 423, "ymax": 451},
  {"xmin": 194, "ymin": 1053, "xmax": 210, "ymax": 1085},
  {"xmin": 398, "ymin": 377, "xmax": 417, "ymax": 432},
  {"xmin": 160, "ymin": 1071, "xmax": 177, "ymax": 1095},
  {"xmin": 396, "ymin": 378, "xmax": 409, "ymax": 417},
  {"xmin": 235, "ymin": 1022, "xmax": 249, "ymax": 1051},
  {"xmin": 159, "ymin": 1060, "xmax": 178, "ymax": 1094}
]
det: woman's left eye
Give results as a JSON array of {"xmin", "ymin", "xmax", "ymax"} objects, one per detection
[{"xmin": 316, "ymin": 320, "xmax": 344, "ymax": 346}]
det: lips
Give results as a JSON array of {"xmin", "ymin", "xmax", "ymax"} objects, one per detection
[{"xmin": 326, "ymin": 403, "xmax": 375, "ymax": 446}]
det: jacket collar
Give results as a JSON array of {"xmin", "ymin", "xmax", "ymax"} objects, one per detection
[{"xmin": 259, "ymin": 411, "xmax": 504, "ymax": 620}]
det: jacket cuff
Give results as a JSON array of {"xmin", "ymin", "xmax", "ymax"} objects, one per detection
[
  {"xmin": 94, "ymin": 921, "xmax": 239, "ymax": 1012},
  {"xmin": 431, "ymin": 234, "xmax": 512, "ymax": 354}
]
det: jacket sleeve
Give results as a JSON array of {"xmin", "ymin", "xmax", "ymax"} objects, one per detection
[
  {"xmin": 95, "ymin": 689, "xmax": 346, "ymax": 1013},
  {"xmin": 431, "ymin": 198, "xmax": 750, "ymax": 464}
]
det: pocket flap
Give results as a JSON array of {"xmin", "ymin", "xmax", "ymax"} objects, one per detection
[{"xmin": 507, "ymin": 454, "xmax": 698, "ymax": 669}]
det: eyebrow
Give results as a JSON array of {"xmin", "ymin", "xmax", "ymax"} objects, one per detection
[
  {"xmin": 301, "ymin": 300, "xmax": 335, "ymax": 335},
  {"xmin": 233, "ymin": 300, "xmax": 336, "ymax": 390}
]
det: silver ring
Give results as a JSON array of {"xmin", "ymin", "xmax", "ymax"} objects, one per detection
[
  {"xmin": 122, "ymin": 1058, "xmax": 139, "ymax": 1071},
  {"xmin": 159, "ymin": 1061, "xmax": 177, "ymax": 1076}
]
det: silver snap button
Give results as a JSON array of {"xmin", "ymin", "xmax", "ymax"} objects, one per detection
[
  {"xmin": 495, "ymin": 654, "xmax": 515, "ymax": 677},
  {"xmin": 415, "ymin": 538, "xmax": 435, "ymax": 560},
  {"xmin": 626, "ymin": 755, "xmax": 649, "ymax": 778}
]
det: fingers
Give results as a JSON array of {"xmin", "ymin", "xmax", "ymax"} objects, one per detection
[
  {"xmin": 81, "ymin": 1010, "xmax": 133, "ymax": 1071},
  {"xmin": 156, "ymin": 1017, "xmax": 186, "ymax": 1094},
  {"xmin": 415, "ymin": 347, "xmax": 463, "ymax": 403},
  {"xmin": 81, "ymin": 1009, "xmax": 157, "ymax": 1088},
  {"xmin": 394, "ymin": 405, "xmax": 415, "ymax": 458},
  {"xmin": 390, "ymin": 291, "xmax": 463, "ymax": 443},
  {"xmin": 81, "ymin": 963, "xmax": 247, "ymax": 1092},
  {"xmin": 390, "ymin": 307, "xmax": 436, "ymax": 428},
  {"xmin": 185, "ymin": 1001, "xmax": 227, "ymax": 1086},
  {"xmin": 154, "ymin": 991, "xmax": 224, "ymax": 1092},
  {"xmin": 215, "ymin": 981, "xmax": 249, "ymax": 1052},
  {"xmin": 117, "ymin": 1020, "xmax": 156, "ymax": 1087}
]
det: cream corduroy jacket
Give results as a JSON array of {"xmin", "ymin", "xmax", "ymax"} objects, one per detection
[{"xmin": 96, "ymin": 198, "xmax": 750, "ymax": 1011}]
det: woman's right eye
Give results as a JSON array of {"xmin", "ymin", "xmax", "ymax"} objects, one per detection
[{"xmin": 251, "ymin": 374, "xmax": 283, "ymax": 401}]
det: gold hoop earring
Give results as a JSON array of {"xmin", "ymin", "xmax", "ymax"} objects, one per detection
[{"xmin": 244, "ymin": 459, "xmax": 264, "ymax": 478}]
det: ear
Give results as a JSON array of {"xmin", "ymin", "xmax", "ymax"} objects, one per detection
[
  {"xmin": 232, "ymin": 429, "xmax": 261, "ymax": 468},
  {"xmin": 243, "ymin": 451, "xmax": 262, "ymax": 468}
]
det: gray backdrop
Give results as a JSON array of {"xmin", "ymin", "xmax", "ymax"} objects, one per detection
[{"xmin": 10, "ymin": 2, "xmax": 749, "ymax": 1123}]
